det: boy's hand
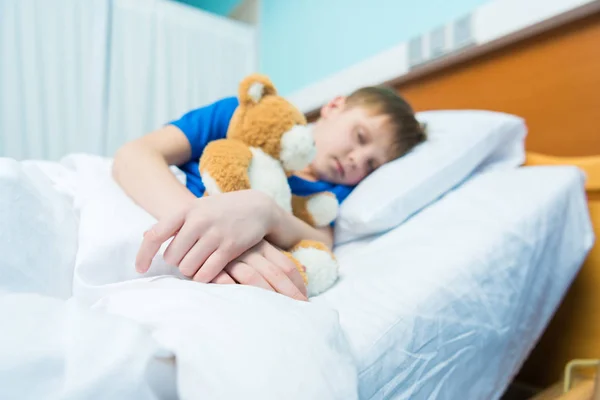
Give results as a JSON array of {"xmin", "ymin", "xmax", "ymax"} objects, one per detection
[
  {"xmin": 212, "ymin": 240, "xmax": 307, "ymax": 300},
  {"xmin": 135, "ymin": 190, "xmax": 308, "ymax": 301}
]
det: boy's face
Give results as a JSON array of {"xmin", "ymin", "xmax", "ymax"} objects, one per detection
[{"xmin": 310, "ymin": 97, "xmax": 394, "ymax": 186}]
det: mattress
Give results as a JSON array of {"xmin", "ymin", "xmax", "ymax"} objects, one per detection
[{"xmin": 316, "ymin": 165, "xmax": 594, "ymax": 399}]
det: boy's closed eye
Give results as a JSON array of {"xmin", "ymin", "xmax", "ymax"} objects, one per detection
[
  {"xmin": 357, "ymin": 129, "xmax": 367, "ymax": 145},
  {"xmin": 357, "ymin": 127, "xmax": 382, "ymax": 172}
]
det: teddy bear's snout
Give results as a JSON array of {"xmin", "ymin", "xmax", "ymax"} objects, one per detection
[{"xmin": 279, "ymin": 124, "xmax": 316, "ymax": 172}]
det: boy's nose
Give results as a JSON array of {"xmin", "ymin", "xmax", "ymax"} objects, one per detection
[{"xmin": 347, "ymin": 155, "xmax": 358, "ymax": 172}]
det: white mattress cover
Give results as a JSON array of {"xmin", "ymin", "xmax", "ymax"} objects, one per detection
[{"xmin": 318, "ymin": 165, "xmax": 594, "ymax": 399}]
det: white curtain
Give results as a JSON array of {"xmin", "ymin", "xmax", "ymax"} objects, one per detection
[
  {"xmin": 0, "ymin": 0, "xmax": 110, "ymax": 161},
  {"xmin": 0, "ymin": 0, "xmax": 256, "ymax": 160},
  {"xmin": 104, "ymin": 0, "xmax": 256, "ymax": 156}
]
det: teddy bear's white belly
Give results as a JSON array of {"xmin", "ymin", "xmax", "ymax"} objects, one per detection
[{"xmin": 248, "ymin": 147, "xmax": 292, "ymax": 213}]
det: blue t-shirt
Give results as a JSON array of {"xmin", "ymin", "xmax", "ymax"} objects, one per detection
[{"xmin": 170, "ymin": 96, "xmax": 354, "ymax": 207}]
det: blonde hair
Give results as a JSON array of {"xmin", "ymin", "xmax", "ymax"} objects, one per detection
[{"xmin": 345, "ymin": 86, "xmax": 427, "ymax": 159}]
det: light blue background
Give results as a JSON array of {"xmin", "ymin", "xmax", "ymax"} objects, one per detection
[
  {"xmin": 176, "ymin": 0, "xmax": 489, "ymax": 95},
  {"xmin": 175, "ymin": 0, "xmax": 241, "ymax": 16}
]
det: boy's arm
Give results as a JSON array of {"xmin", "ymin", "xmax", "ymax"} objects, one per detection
[
  {"xmin": 112, "ymin": 124, "xmax": 335, "ymax": 250},
  {"xmin": 112, "ymin": 125, "xmax": 197, "ymax": 220},
  {"xmin": 267, "ymin": 207, "xmax": 334, "ymax": 249},
  {"xmin": 113, "ymin": 124, "xmax": 309, "ymax": 300}
]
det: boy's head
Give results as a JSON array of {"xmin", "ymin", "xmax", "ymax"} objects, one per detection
[{"xmin": 310, "ymin": 86, "xmax": 426, "ymax": 186}]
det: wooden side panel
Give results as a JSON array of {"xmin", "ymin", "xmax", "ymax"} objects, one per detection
[
  {"xmin": 521, "ymin": 153, "xmax": 600, "ymax": 388},
  {"xmin": 395, "ymin": 13, "xmax": 600, "ymax": 157}
]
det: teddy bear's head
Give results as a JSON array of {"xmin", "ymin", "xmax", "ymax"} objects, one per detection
[{"xmin": 227, "ymin": 74, "xmax": 316, "ymax": 172}]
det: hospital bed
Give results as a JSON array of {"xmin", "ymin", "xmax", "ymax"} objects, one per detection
[
  {"xmin": 368, "ymin": 2, "xmax": 600, "ymax": 394},
  {"xmin": 1, "ymin": 3, "xmax": 600, "ymax": 400}
]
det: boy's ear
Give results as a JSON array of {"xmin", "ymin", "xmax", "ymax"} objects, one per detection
[{"xmin": 320, "ymin": 96, "xmax": 346, "ymax": 118}]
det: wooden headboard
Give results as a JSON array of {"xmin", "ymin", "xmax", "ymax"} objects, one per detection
[
  {"xmin": 306, "ymin": 0, "xmax": 600, "ymax": 390},
  {"xmin": 392, "ymin": 4, "xmax": 600, "ymax": 158}
]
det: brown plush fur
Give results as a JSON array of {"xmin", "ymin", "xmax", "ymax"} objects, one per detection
[
  {"xmin": 227, "ymin": 76, "xmax": 307, "ymax": 168},
  {"xmin": 290, "ymin": 239, "xmax": 334, "ymax": 254},
  {"xmin": 199, "ymin": 138, "xmax": 253, "ymax": 193},
  {"xmin": 291, "ymin": 195, "xmax": 314, "ymax": 226}
]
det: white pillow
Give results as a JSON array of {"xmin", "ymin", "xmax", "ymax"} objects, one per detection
[{"xmin": 334, "ymin": 109, "xmax": 527, "ymax": 245}]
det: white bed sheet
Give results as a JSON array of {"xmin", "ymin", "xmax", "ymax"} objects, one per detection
[
  {"xmin": 0, "ymin": 155, "xmax": 593, "ymax": 400},
  {"xmin": 319, "ymin": 165, "xmax": 594, "ymax": 399}
]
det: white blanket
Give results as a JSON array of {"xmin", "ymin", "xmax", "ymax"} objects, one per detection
[
  {"xmin": 0, "ymin": 155, "xmax": 358, "ymax": 400},
  {"xmin": 0, "ymin": 153, "xmax": 593, "ymax": 400}
]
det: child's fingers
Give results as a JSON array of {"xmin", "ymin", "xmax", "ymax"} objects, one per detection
[
  {"xmin": 261, "ymin": 243, "xmax": 308, "ymax": 298},
  {"xmin": 192, "ymin": 247, "xmax": 233, "ymax": 283},
  {"xmin": 243, "ymin": 250, "xmax": 307, "ymax": 302},
  {"xmin": 211, "ymin": 271, "xmax": 236, "ymax": 285},
  {"xmin": 163, "ymin": 223, "xmax": 200, "ymax": 267},
  {"xmin": 178, "ymin": 235, "xmax": 219, "ymax": 278},
  {"xmin": 225, "ymin": 261, "xmax": 274, "ymax": 292},
  {"xmin": 136, "ymin": 211, "xmax": 185, "ymax": 273}
]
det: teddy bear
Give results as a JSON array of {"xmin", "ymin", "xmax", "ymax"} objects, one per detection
[{"xmin": 197, "ymin": 73, "xmax": 340, "ymax": 297}]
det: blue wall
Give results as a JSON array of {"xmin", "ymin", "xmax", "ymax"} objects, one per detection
[
  {"xmin": 175, "ymin": 0, "xmax": 489, "ymax": 95},
  {"xmin": 174, "ymin": 0, "xmax": 241, "ymax": 16},
  {"xmin": 259, "ymin": 0, "xmax": 489, "ymax": 95}
]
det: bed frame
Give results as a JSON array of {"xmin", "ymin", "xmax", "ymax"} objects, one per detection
[{"xmin": 307, "ymin": 1, "xmax": 600, "ymax": 391}]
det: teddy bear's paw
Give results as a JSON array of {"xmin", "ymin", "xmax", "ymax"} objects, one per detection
[
  {"xmin": 291, "ymin": 245, "xmax": 339, "ymax": 297},
  {"xmin": 307, "ymin": 193, "xmax": 339, "ymax": 227}
]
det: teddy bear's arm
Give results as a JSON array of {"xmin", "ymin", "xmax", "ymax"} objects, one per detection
[
  {"xmin": 291, "ymin": 193, "xmax": 339, "ymax": 228},
  {"xmin": 199, "ymin": 139, "xmax": 253, "ymax": 195}
]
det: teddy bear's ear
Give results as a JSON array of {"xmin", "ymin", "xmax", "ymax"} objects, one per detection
[{"xmin": 239, "ymin": 73, "xmax": 277, "ymax": 105}]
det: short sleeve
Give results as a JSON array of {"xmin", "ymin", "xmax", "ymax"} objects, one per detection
[{"xmin": 168, "ymin": 96, "xmax": 239, "ymax": 160}]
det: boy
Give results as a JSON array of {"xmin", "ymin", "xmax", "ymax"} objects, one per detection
[{"xmin": 112, "ymin": 85, "xmax": 426, "ymax": 301}]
